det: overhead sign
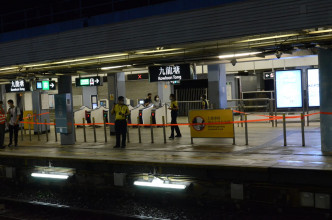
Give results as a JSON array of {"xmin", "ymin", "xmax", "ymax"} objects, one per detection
[
  {"xmin": 189, "ymin": 109, "xmax": 234, "ymax": 138},
  {"xmin": 276, "ymin": 70, "xmax": 302, "ymax": 108},
  {"xmin": 127, "ymin": 73, "xmax": 149, "ymax": 81},
  {"xmin": 75, "ymin": 76, "xmax": 101, "ymax": 87},
  {"xmin": 36, "ymin": 80, "xmax": 56, "ymax": 90},
  {"xmin": 149, "ymin": 64, "xmax": 191, "ymax": 82},
  {"xmin": 307, "ymin": 69, "xmax": 320, "ymax": 107},
  {"xmin": 5, "ymin": 80, "xmax": 30, "ymax": 92},
  {"xmin": 263, "ymin": 72, "xmax": 274, "ymax": 80}
]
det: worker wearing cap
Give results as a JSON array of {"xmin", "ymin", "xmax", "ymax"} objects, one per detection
[{"xmin": 111, "ymin": 96, "xmax": 130, "ymax": 148}]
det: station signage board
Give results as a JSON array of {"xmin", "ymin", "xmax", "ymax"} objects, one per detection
[
  {"xmin": 307, "ymin": 69, "xmax": 320, "ymax": 107},
  {"xmin": 149, "ymin": 64, "xmax": 191, "ymax": 82},
  {"xmin": 75, "ymin": 76, "xmax": 101, "ymax": 87},
  {"xmin": 127, "ymin": 73, "xmax": 149, "ymax": 81},
  {"xmin": 263, "ymin": 72, "xmax": 274, "ymax": 80},
  {"xmin": 36, "ymin": 80, "xmax": 56, "ymax": 90},
  {"xmin": 5, "ymin": 80, "xmax": 30, "ymax": 92},
  {"xmin": 276, "ymin": 70, "xmax": 302, "ymax": 108}
]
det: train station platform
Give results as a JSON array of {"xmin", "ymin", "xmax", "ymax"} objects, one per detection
[{"xmin": 0, "ymin": 118, "xmax": 331, "ymax": 217}]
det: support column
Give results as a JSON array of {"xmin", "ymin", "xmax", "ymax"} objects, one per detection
[
  {"xmin": 208, "ymin": 64, "xmax": 227, "ymax": 109},
  {"xmin": 58, "ymin": 76, "xmax": 75, "ymax": 145},
  {"xmin": 107, "ymin": 72, "xmax": 126, "ymax": 134},
  {"xmin": 32, "ymin": 91, "xmax": 50, "ymax": 133},
  {"xmin": 82, "ymin": 86, "xmax": 97, "ymax": 108},
  {"xmin": 158, "ymin": 82, "xmax": 171, "ymax": 104},
  {"xmin": 318, "ymin": 49, "xmax": 332, "ymax": 153}
]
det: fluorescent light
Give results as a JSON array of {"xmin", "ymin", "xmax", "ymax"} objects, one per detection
[
  {"xmin": 135, "ymin": 48, "xmax": 182, "ymax": 55},
  {"xmin": 219, "ymin": 52, "xmax": 261, "ymax": 59},
  {"xmin": 237, "ymin": 34, "xmax": 299, "ymax": 43},
  {"xmin": 134, "ymin": 178, "xmax": 187, "ymax": 189},
  {"xmin": 31, "ymin": 173, "xmax": 69, "ymax": 179},
  {"xmin": 101, "ymin": 65, "xmax": 130, "ymax": 70},
  {"xmin": 309, "ymin": 29, "xmax": 332, "ymax": 34},
  {"xmin": 0, "ymin": 67, "xmax": 18, "ymax": 71}
]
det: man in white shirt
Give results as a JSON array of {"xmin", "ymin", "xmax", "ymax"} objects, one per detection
[{"xmin": 7, "ymin": 100, "xmax": 20, "ymax": 147}]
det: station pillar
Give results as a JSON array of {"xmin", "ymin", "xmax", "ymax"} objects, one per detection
[
  {"xmin": 207, "ymin": 64, "xmax": 227, "ymax": 109},
  {"xmin": 158, "ymin": 82, "xmax": 171, "ymax": 104},
  {"xmin": 107, "ymin": 72, "xmax": 126, "ymax": 134},
  {"xmin": 58, "ymin": 75, "xmax": 75, "ymax": 145},
  {"xmin": 318, "ymin": 49, "xmax": 332, "ymax": 153}
]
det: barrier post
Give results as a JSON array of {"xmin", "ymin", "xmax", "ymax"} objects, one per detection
[
  {"xmin": 275, "ymin": 112, "xmax": 278, "ymax": 127},
  {"xmin": 93, "ymin": 117, "xmax": 96, "ymax": 142},
  {"xmin": 74, "ymin": 119, "xmax": 76, "ymax": 142},
  {"xmin": 269, "ymin": 99, "xmax": 274, "ymax": 127},
  {"xmin": 20, "ymin": 124, "xmax": 23, "ymax": 141},
  {"xmin": 307, "ymin": 110, "xmax": 310, "ymax": 126},
  {"xmin": 103, "ymin": 116, "xmax": 107, "ymax": 143},
  {"xmin": 29, "ymin": 122, "xmax": 32, "ymax": 141},
  {"xmin": 137, "ymin": 117, "xmax": 141, "ymax": 143},
  {"xmin": 162, "ymin": 116, "xmax": 166, "ymax": 144},
  {"xmin": 83, "ymin": 118, "xmax": 86, "ymax": 142},
  {"xmin": 150, "ymin": 116, "xmax": 154, "ymax": 143},
  {"xmin": 283, "ymin": 113, "xmax": 287, "ymax": 146},
  {"xmin": 54, "ymin": 119, "xmax": 57, "ymax": 142},
  {"xmin": 44, "ymin": 119, "xmax": 48, "ymax": 142},
  {"xmin": 301, "ymin": 113, "xmax": 305, "ymax": 147},
  {"xmin": 245, "ymin": 114, "xmax": 248, "ymax": 145},
  {"xmin": 127, "ymin": 119, "xmax": 130, "ymax": 143},
  {"xmin": 240, "ymin": 101, "xmax": 244, "ymax": 127},
  {"xmin": 37, "ymin": 119, "xmax": 40, "ymax": 141}
]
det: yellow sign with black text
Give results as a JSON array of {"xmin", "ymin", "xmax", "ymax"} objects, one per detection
[
  {"xmin": 23, "ymin": 111, "xmax": 34, "ymax": 130},
  {"xmin": 189, "ymin": 109, "xmax": 234, "ymax": 138}
]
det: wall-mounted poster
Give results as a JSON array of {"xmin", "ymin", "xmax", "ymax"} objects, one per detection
[{"xmin": 307, "ymin": 69, "xmax": 320, "ymax": 107}]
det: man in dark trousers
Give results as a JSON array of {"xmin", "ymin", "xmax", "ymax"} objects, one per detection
[
  {"xmin": 0, "ymin": 101, "xmax": 6, "ymax": 149},
  {"xmin": 111, "ymin": 96, "xmax": 130, "ymax": 148},
  {"xmin": 168, "ymin": 94, "xmax": 182, "ymax": 139},
  {"xmin": 7, "ymin": 99, "xmax": 20, "ymax": 147}
]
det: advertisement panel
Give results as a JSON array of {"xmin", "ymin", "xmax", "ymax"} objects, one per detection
[
  {"xmin": 276, "ymin": 70, "xmax": 302, "ymax": 108},
  {"xmin": 307, "ymin": 69, "xmax": 320, "ymax": 107},
  {"xmin": 189, "ymin": 109, "xmax": 234, "ymax": 138},
  {"xmin": 149, "ymin": 64, "xmax": 191, "ymax": 82}
]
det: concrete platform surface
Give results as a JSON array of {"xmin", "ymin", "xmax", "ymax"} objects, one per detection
[{"xmin": 0, "ymin": 120, "xmax": 328, "ymax": 172}]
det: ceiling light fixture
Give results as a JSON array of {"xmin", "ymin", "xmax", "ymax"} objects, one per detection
[
  {"xmin": 101, "ymin": 65, "xmax": 131, "ymax": 70},
  {"xmin": 219, "ymin": 52, "xmax": 261, "ymax": 59},
  {"xmin": 237, "ymin": 34, "xmax": 299, "ymax": 43}
]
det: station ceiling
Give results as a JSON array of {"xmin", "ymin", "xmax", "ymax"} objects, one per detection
[{"xmin": 0, "ymin": 26, "xmax": 331, "ymax": 81}]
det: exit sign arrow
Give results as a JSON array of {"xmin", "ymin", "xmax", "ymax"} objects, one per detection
[{"xmin": 50, "ymin": 83, "xmax": 55, "ymax": 88}]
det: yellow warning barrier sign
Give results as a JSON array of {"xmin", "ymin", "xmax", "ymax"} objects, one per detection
[
  {"xmin": 23, "ymin": 111, "xmax": 34, "ymax": 130},
  {"xmin": 189, "ymin": 109, "xmax": 234, "ymax": 138}
]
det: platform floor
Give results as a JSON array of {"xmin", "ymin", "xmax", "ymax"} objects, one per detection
[{"xmin": 0, "ymin": 117, "xmax": 329, "ymax": 172}]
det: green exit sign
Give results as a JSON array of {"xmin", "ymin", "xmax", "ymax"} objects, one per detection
[{"xmin": 36, "ymin": 81, "xmax": 56, "ymax": 90}]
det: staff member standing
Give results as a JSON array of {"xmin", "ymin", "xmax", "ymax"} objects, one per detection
[
  {"xmin": 111, "ymin": 96, "xmax": 130, "ymax": 148},
  {"xmin": 201, "ymin": 95, "xmax": 209, "ymax": 109},
  {"xmin": 0, "ymin": 101, "xmax": 6, "ymax": 149},
  {"xmin": 7, "ymin": 100, "xmax": 20, "ymax": 147},
  {"xmin": 168, "ymin": 94, "xmax": 182, "ymax": 139}
]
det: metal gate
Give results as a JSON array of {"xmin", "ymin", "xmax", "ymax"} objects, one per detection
[{"xmin": 176, "ymin": 88, "xmax": 207, "ymax": 116}]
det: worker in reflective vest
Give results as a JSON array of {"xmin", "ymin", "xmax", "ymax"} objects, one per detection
[{"xmin": 0, "ymin": 101, "xmax": 6, "ymax": 149}]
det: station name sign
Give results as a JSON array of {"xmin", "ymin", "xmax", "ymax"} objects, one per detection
[
  {"xmin": 75, "ymin": 76, "xmax": 101, "ymax": 87},
  {"xmin": 5, "ymin": 80, "xmax": 30, "ymax": 92},
  {"xmin": 36, "ymin": 80, "xmax": 56, "ymax": 90},
  {"xmin": 149, "ymin": 64, "xmax": 191, "ymax": 82}
]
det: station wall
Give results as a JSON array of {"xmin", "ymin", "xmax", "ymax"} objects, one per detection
[{"xmin": 126, "ymin": 80, "xmax": 158, "ymax": 106}]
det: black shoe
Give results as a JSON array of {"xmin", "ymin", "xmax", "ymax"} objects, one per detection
[
  {"xmin": 14, "ymin": 144, "xmax": 18, "ymax": 147},
  {"xmin": 7, "ymin": 143, "xmax": 12, "ymax": 147},
  {"xmin": 121, "ymin": 145, "xmax": 126, "ymax": 148},
  {"xmin": 113, "ymin": 145, "xmax": 120, "ymax": 148},
  {"xmin": 169, "ymin": 136, "xmax": 174, "ymax": 139},
  {"xmin": 175, "ymin": 135, "xmax": 182, "ymax": 137},
  {"xmin": 0, "ymin": 146, "xmax": 5, "ymax": 149}
]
